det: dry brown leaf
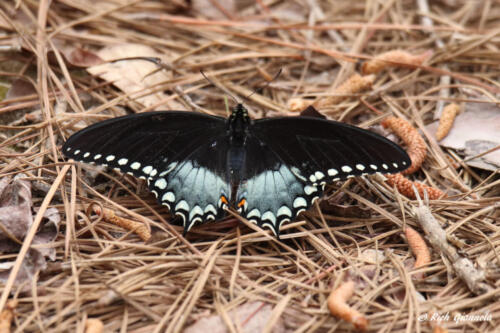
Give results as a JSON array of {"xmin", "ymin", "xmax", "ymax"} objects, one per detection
[
  {"xmin": 0, "ymin": 175, "xmax": 33, "ymax": 244},
  {"xmin": 0, "ymin": 175, "xmax": 60, "ymax": 291},
  {"xmin": 0, "ymin": 249, "xmax": 47, "ymax": 293},
  {"xmin": 32, "ymin": 207, "xmax": 61, "ymax": 261},
  {"xmin": 190, "ymin": 0, "xmax": 236, "ymax": 20},
  {"xmin": 426, "ymin": 102, "xmax": 500, "ymax": 171},
  {"xmin": 5, "ymin": 79, "xmax": 37, "ymax": 100},
  {"xmin": 184, "ymin": 301, "xmax": 285, "ymax": 333},
  {"xmin": 87, "ymin": 44, "xmax": 183, "ymax": 110},
  {"xmin": 63, "ymin": 47, "xmax": 104, "ymax": 68}
]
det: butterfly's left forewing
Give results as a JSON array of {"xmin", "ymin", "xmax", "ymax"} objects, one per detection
[
  {"xmin": 63, "ymin": 111, "xmax": 230, "ymax": 230},
  {"xmin": 251, "ymin": 116, "xmax": 411, "ymax": 185}
]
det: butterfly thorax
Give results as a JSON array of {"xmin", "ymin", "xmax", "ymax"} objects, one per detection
[
  {"xmin": 226, "ymin": 104, "xmax": 250, "ymax": 189},
  {"xmin": 227, "ymin": 103, "xmax": 250, "ymax": 145}
]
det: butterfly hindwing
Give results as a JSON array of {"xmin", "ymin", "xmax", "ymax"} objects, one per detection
[
  {"xmin": 146, "ymin": 136, "xmax": 230, "ymax": 232},
  {"xmin": 235, "ymin": 135, "xmax": 323, "ymax": 237},
  {"xmin": 250, "ymin": 116, "xmax": 411, "ymax": 186}
]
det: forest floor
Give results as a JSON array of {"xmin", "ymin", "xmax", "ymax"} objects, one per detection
[{"xmin": 0, "ymin": 0, "xmax": 499, "ymax": 332}]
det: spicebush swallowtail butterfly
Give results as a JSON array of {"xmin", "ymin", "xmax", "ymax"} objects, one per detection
[{"xmin": 63, "ymin": 104, "xmax": 410, "ymax": 237}]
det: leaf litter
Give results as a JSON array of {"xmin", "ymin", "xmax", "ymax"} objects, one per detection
[
  {"xmin": 0, "ymin": 175, "xmax": 60, "ymax": 292},
  {"xmin": 0, "ymin": 0, "xmax": 499, "ymax": 332},
  {"xmin": 427, "ymin": 102, "xmax": 500, "ymax": 171}
]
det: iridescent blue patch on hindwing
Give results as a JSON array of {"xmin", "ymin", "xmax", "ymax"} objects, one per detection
[
  {"xmin": 236, "ymin": 164, "xmax": 322, "ymax": 237},
  {"xmin": 148, "ymin": 159, "xmax": 230, "ymax": 233}
]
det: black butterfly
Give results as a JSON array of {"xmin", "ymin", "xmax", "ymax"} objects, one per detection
[{"xmin": 63, "ymin": 104, "xmax": 410, "ymax": 237}]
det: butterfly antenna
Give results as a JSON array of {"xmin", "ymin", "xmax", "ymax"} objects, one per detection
[
  {"xmin": 200, "ymin": 70, "xmax": 240, "ymax": 105},
  {"xmin": 109, "ymin": 56, "xmax": 182, "ymax": 79},
  {"xmin": 244, "ymin": 68, "xmax": 282, "ymax": 100}
]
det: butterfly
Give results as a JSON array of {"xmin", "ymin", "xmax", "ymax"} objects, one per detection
[{"xmin": 63, "ymin": 104, "xmax": 410, "ymax": 237}]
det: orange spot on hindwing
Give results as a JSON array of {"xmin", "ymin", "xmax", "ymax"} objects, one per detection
[{"xmin": 220, "ymin": 195, "xmax": 229, "ymax": 205}]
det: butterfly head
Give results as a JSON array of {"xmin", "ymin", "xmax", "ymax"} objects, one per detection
[{"xmin": 228, "ymin": 103, "xmax": 250, "ymax": 143}]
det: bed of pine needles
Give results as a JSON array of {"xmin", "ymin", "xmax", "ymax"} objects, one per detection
[{"xmin": 0, "ymin": 1, "xmax": 499, "ymax": 332}]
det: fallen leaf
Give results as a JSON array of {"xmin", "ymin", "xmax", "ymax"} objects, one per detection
[
  {"xmin": 190, "ymin": 0, "xmax": 236, "ymax": 20},
  {"xmin": 5, "ymin": 79, "xmax": 37, "ymax": 100},
  {"xmin": 0, "ymin": 174, "xmax": 32, "ymax": 244},
  {"xmin": 426, "ymin": 102, "xmax": 500, "ymax": 171},
  {"xmin": 63, "ymin": 47, "xmax": 104, "ymax": 67},
  {"xmin": 0, "ymin": 78, "xmax": 39, "ymax": 124},
  {"xmin": 0, "ymin": 249, "xmax": 46, "ymax": 292},
  {"xmin": 87, "ymin": 44, "xmax": 183, "ymax": 111},
  {"xmin": 184, "ymin": 301, "xmax": 285, "ymax": 333},
  {"xmin": 0, "ymin": 7, "xmax": 33, "ymax": 31},
  {"xmin": 0, "ymin": 175, "xmax": 61, "ymax": 291},
  {"xmin": 32, "ymin": 207, "xmax": 61, "ymax": 261}
]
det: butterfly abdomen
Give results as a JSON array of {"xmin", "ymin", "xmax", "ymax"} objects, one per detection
[{"xmin": 227, "ymin": 146, "xmax": 246, "ymax": 184}]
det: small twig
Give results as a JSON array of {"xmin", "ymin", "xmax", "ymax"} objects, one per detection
[{"xmin": 412, "ymin": 190, "xmax": 493, "ymax": 295}]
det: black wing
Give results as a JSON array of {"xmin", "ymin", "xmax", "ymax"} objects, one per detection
[
  {"xmin": 63, "ymin": 111, "xmax": 230, "ymax": 230},
  {"xmin": 235, "ymin": 116, "xmax": 410, "ymax": 236},
  {"xmin": 147, "ymin": 135, "xmax": 231, "ymax": 233},
  {"xmin": 250, "ymin": 116, "xmax": 410, "ymax": 185},
  {"xmin": 235, "ymin": 135, "xmax": 323, "ymax": 237}
]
